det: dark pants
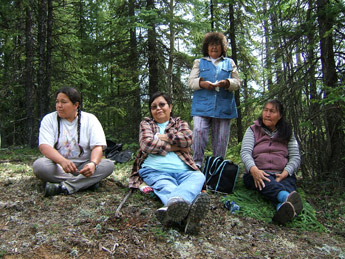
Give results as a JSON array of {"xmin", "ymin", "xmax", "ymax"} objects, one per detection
[{"xmin": 243, "ymin": 173, "xmax": 297, "ymax": 206}]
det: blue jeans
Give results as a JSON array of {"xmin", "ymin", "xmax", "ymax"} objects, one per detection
[
  {"xmin": 243, "ymin": 172, "xmax": 297, "ymax": 206},
  {"xmin": 139, "ymin": 167, "xmax": 205, "ymax": 206}
]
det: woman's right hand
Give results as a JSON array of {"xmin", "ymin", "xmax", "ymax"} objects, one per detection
[
  {"xmin": 156, "ymin": 134, "xmax": 191, "ymax": 153},
  {"xmin": 200, "ymin": 80, "xmax": 216, "ymax": 90},
  {"xmin": 40, "ymin": 144, "xmax": 78, "ymax": 173},
  {"xmin": 250, "ymin": 166, "xmax": 270, "ymax": 191},
  {"xmin": 170, "ymin": 145, "xmax": 190, "ymax": 153},
  {"xmin": 60, "ymin": 159, "xmax": 78, "ymax": 173},
  {"xmin": 156, "ymin": 133, "xmax": 169, "ymax": 142}
]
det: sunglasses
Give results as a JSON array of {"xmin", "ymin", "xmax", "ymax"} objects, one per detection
[{"xmin": 151, "ymin": 102, "xmax": 168, "ymax": 110}]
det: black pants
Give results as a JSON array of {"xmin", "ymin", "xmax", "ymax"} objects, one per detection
[{"xmin": 243, "ymin": 172, "xmax": 297, "ymax": 206}]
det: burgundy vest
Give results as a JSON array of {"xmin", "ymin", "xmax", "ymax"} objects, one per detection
[{"xmin": 250, "ymin": 120, "xmax": 288, "ymax": 173}]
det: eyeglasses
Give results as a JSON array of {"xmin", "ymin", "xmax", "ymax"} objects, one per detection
[
  {"xmin": 151, "ymin": 102, "xmax": 168, "ymax": 110},
  {"xmin": 209, "ymin": 42, "xmax": 221, "ymax": 47}
]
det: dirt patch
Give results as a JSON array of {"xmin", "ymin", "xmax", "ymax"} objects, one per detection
[{"xmin": 0, "ymin": 160, "xmax": 344, "ymax": 258}]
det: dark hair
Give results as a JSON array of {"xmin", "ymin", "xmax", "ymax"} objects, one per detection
[
  {"xmin": 148, "ymin": 91, "xmax": 173, "ymax": 118},
  {"xmin": 54, "ymin": 87, "xmax": 84, "ymax": 157},
  {"xmin": 202, "ymin": 32, "xmax": 228, "ymax": 57},
  {"xmin": 258, "ymin": 99, "xmax": 292, "ymax": 142}
]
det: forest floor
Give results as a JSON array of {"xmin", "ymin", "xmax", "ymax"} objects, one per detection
[{"xmin": 0, "ymin": 150, "xmax": 345, "ymax": 258}]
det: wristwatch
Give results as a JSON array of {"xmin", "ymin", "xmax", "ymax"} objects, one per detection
[{"xmin": 90, "ymin": 161, "xmax": 98, "ymax": 169}]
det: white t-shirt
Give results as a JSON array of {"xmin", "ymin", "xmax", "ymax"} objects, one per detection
[{"xmin": 39, "ymin": 111, "xmax": 107, "ymax": 163}]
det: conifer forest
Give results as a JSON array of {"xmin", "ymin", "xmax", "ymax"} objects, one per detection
[
  {"xmin": 1, "ymin": 1, "xmax": 345, "ymax": 258},
  {"xmin": 1, "ymin": 0, "xmax": 344, "ymax": 183}
]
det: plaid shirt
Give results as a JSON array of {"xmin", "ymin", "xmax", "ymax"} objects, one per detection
[{"xmin": 129, "ymin": 116, "xmax": 199, "ymax": 189}]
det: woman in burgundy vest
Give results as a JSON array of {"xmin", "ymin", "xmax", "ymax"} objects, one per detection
[{"xmin": 241, "ymin": 100, "xmax": 302, "ymax": 224}]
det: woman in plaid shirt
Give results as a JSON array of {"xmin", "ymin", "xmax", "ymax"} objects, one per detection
[{"xmin": 129, "ymin": 92, "xmax": 210, "ymax": 233}]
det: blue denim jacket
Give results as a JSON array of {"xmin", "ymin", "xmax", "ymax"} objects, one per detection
[{"xmin": 191, "ymin": 57, "xmax": 238, "ymax": 119}]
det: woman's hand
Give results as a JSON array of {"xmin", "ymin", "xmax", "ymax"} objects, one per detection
[
  {"xmin": 156, "ymin": 133, "xmax": 169, "ymax": 142},
  {"xmin": 250, "ymin": 166, "xmax": 271, "ymax": 191},
  {"xmin": 79, "ymin": 146, "xmax": 103, "ymax": 177},
  {"xmin": 215, "ymin": 80, "xmax": 230, "ymax": 89},
  {"xmin": 39, "ymin": 144, "xmax": 78, "ymax": 173},
  {"xmin": 60, "ymin": 159, "xmax": 78, "ymax": 173},
  {"xmin": 156, "ymin": 133, "xmax": 190, "ymax": 153},
  {"xmin": 275, "ymin": 170, "xmax": 289, "ymax": 182},
  {"xmin": 170, "ymin": 145, "xmax": 190, "ymax": 153},
  {"xmin": 200, "ymin": 80, "xmax": 216, "ymax": 90},
  {"xmin": 79, "ymin": 162, "xmax": 96, "ymax": 177}
]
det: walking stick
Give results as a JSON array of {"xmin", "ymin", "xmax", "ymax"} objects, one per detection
[{"xmin": 115, "ymin": 188, "xmax": 133, "ymax": 218}]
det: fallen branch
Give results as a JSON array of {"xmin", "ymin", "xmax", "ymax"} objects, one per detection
[{"xmin": 115, "ymin": 188, "xmax": 133, "ymax": 218}]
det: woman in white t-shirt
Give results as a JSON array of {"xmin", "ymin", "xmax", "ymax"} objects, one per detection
[{"xmin": 33, "ymin": 87, "xmax": 114, "ymax": 196}]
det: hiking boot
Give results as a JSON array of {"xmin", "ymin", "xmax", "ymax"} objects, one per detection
[
  {"xmin": 155, "ymin": 207, "xmax": 168, "ymax": 224},
  {"xmin": 184, "ymin": 192, "xmax": 210, "ymax": 233},
  {"xmin": 44, "ymin": 182, "xmax": 69, "ymax": 197},
  {"xmin": 272, "ymin": 201, "xmax": 295, "ymax": 224},
  {"xmin": 166, "ymin": 197, "xmax": 190, "ymax": 223},
  {"xmin": 287, "ymin": 191, "xmax": 303, "ymax": 215}
]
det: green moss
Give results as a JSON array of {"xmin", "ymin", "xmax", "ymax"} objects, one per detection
[{"xmin": 222, "ymin": 177, "xmax": 326, "ymax": 232}]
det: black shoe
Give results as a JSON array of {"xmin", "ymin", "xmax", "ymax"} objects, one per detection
[
  {"xmin": 44, "ymin": 182, "xmax": 69, "ymax": 197},
  {"xmin": 272, "ymin": 201, "xmax": 295, "ymax": 224},
  {"xmin": 184, "ymin": 192, "xmax": 210, "ymax": 233},
  {"xmin": 87, "ymin": 182, "xmax": 100, "ymax": 191},
  {"xmin": 287, "ymin": 191, "xmax": 303, "ymax": 215}
]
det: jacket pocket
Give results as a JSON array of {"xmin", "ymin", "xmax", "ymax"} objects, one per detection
[
  {"xmin": 200, "ymin": 67, "xmax": 211, "ymax": 73},
  {"xmin": 221, "ymin": 67, "xmax": 232, "ymax": 73}
]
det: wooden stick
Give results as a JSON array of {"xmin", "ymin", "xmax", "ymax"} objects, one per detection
[{"xmin": 115, "ymin": 188, "xmax": 133, "ymax": 218}]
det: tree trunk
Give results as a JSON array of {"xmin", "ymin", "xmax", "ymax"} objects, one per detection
[
  {"xmin": 25, "ymin": 0, "xmax": 36, "ymax": 148},
  {"xmin": 302, "ymin": 0, "xmax": 325, "ymax": 180},
  {"xmin": 167, "ymin": 0, "xmax": 175, "ymax": 97},
  {"xmin": 317, "ymin": 0, "xmax": 345, "ymax": 177},
  {"xmin": 263, "ymin": 0, "xmax": 271, "ymax": 92},
  {"xmin": 147, "ymin": 0, "xmax": 159, "ymax": 96},
  {"xmin": 228, "ymin": 2, "xmax": 242, "ymax": 143},
  {"xmin": 44, "ymin": 0, "xmax": 53, "ymax": 116},
  {"xmin": 37, "ymin": 0, "xmax": 47, "ymax": 119},
  {"xmin": 210, "ymin": 0, "xmax": 214, "ymax": 30},
  {"xmin": 129, "ymin": 0, "xmax": 141, "ymax": 140}
]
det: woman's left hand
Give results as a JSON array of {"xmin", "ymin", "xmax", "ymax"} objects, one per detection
[
  {"xmin": 156, "ymin": 133, "xmax": 169, "ymax": 142},
  {"xmin": 215, "ymin": 80, "xmax": 230, "ymax": 89},
  {"xmin": 275, "ymin": 170, "xmax": 289, "ymax": 182},
  {"xmin": 79, "ymin": 162, "xmax": 96, "ymax": 177},
  {"xmin": 170, "ymin": 145, "xmax": 190, "ymax": 153},
  {"xmin": 79, "ymin": 146, "xmax": 102, "ymax": 177}
]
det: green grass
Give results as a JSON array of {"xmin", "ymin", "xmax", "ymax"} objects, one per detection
[
  {"xmin": 0, "ymin": 146, "xmax": 41, "ymax": 162},
  {"xmin": 221, "ymin": 176, "xmax": 327, "ymax": 232},
  {"xmin": 149, "ymin": 225, "xmax": 168, "ymax": 241}
]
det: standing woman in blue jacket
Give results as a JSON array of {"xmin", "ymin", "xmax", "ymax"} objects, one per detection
[{"xmin": 188, "ymin": 32, "xmax": 241, "ymax": 168}]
